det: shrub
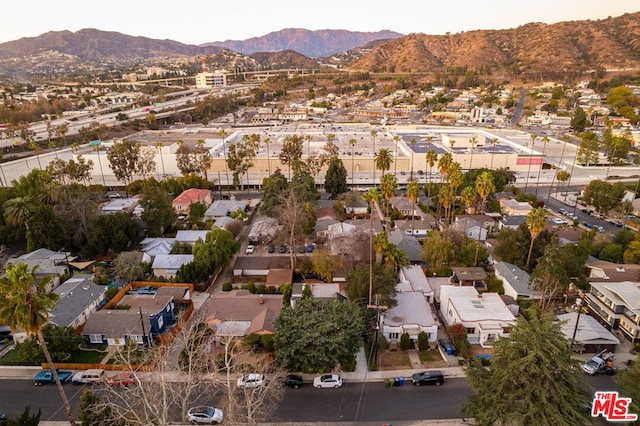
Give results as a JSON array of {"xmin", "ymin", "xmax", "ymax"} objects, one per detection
[
  {"xmin": 400, "ymin": 333, "xmax": 411, "ymax": 351},
  {"xmin": 417, "ymin": 331, "xmax": 429, "ymax": 351},
  {"xmin": 261, "ymin": 334, "xmax": 275, "ymax": 352},
  {"xmin": 246, "ymin": 281, "xmax": 256, "ymax": 294},
  {"xmin": 222, "ymin": 282, "xmax": 233, "ymax": 291}
]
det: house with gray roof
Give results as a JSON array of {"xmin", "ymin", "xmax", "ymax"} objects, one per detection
[
  {"xmin": 5, "ymin": 248, "xmax": 75, "ymax": 291},
  {"xmin": 203, "ymin": 199, "xmax": 248, "ymax": 221},
  {"xmin": 399, "ymin": 265, "xmax": 434, "ymax": 303},
  {"xmin": 557, "ymin": 312, "xmax": 620, "ymax": 353},
  {"xmin": 380, "ymin": 291, "xmax": 438, "ymax": 346},
  {"xmin": 49, "ymin": 274, "xmax": 107, "ymax": 329},
  {"xmin": 388, "ymin": 230, "xmax": 422, "ymax": 263},
  {"xmin": 499, "ymin": 215, "xmax": 527, "ymax": 230},
  {"xmin": 140, "ymin": 237, "xmax": 176, "ymax": 258},
  {"xmin": 493, "ymin": 261, "xmax": 540, "ymax": 300},
  {"xmin": 175, "ymin": 230, "xmax": 208, "ymax": 246},
  {"xmin": 152, "ymin": 254, "xmax": 194, "ymax": 279}
]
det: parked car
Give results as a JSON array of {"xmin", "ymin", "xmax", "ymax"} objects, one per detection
[
  {"xmin": 438, "ymin": 339, "xmax": 457, "ymax": 355},
  {"xmin": 278, "ymin": 245, "xmax": 288, "ymax": 253},
  {"xmin": 551, "ymin": 218, "xmax": 568, "ymax": 225},
  {"xmin": 33, "ymin": 369, "xmax": 73, "ymax": 386},
  {"xmin": 313, "ymin": 374, "xmax": 342, "ymax": 389},
  {"xmin": 267, "ymin": 244, "xmax": 276, "ymax": 253},
  {"xmin": 282, "ymin": 374, "xmax": 303, "ymax": 389},
  {"xmin": 72, "ymin": 369, "xmax": 106, "ymax": 385},
  {"xmin": 558, "ymin": 208, "xmax": 568, "ymax": 215},
  {"xmin": 237, "ymin": 373, "xmax": 266, "ymax": 388},
  {"xmin": 187, "ymin": 406, "xmax": 223, "ymax": 424},
  {"xmin": 245, "ymin": 245, "xmax": 255, "ymax": 254},
  {"xmin": 411, "ymin": 370, "xmax": 445, "ymax": 386},
  {"xmin": 107, "ymin": 372, "xmax": 137, "ymax": 386}
]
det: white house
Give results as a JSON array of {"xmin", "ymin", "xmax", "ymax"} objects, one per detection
[
  {"xmin": 493, "ymin": 261, "xmax": 540, "ymax": 300},
  {"xmin": 399, "ymin": 265, "xmax": 434, "ymax": 303},
  {"xmin": 439, "ymin": 285, "xmax": 516, "ymax": 347},
  {"xmin": 380, "ymin": 291, "xmax": 438, "ymax": 346},
  {"xmin": 152, "ymin": 254, "xmax": 194, "ymax": 279}
]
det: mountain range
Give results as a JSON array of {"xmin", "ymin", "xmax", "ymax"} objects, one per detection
[
  {"xmin": 202, "ymin": 28, "xmax": 403, "ymax": 58},
  {"xmin": 0, "ymin": 12, "xmax": 639, "ymax": 80}
]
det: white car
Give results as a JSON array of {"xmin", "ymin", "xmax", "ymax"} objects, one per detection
[
  {"xmin": 551, "ymin": 218, "xmax": 568, "ymax": 225},
  {"xmin": 245, "ymin": 245, "xmax": 255, "ymax": 254},
  {"xmin": 237, "ymin": 373, "xmax": 265, "ymax": 388},
  {"xmin": 71, "ymin": 369, "xmax": 105, "ymax": 385},
  {"xmin": 187, "ymin": 406, "xmax": 223, "ymax": 424},
  {"xmin": 313, "ymin": 374, "xmax": 343, "ymax": 389}
]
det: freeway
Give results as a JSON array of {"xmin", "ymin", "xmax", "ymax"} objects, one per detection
[{"xmin": 0, "ymin": 374, "xmax": 619, "ymax": 423}]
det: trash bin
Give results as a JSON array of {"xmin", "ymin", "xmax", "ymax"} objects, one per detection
[
  {"xmin": 397, "ymin": 376, "xmax": 405, "ymax": 386},
  {"xmin": 393, "ymin": 377, "xmax": 400, "ymax": 386}
]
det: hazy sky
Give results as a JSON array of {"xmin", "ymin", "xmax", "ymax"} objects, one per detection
[{"xmin": 2, "ymin": 0, "xmax": 638, "ymax": 45}]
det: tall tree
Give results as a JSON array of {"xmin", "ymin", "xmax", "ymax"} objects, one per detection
[
  {"xmin": 524, "ymin": 133, "xmax": 537, "ymax": 194},
  {"xmin": 406, "ymin": 180, "xmax": 419, "ymax": 234},
  {"xmin": 279, "ymin": 134, "xmax": 304, "ymax": 181},
  {"xmin": 374, "ymin": 148, "xmax": 393, "ymax": 186},
  {"xmin": 140, "ymin": 186, "xmax": 174, "ymax": 237},
  {"xmin": 106, "ymin": 140, "xmax": 142, "ymax": 186},
  {"xmin": 468, "ymin": 136, "xmax": 477, "ymax": 169},
  {"xmin": 425, "ymin": 149, "xmax": 438, "ymax": 208},
  {"xmin": 370, "ymin": 129, "xmax": 377, "ymax": 182},
  {"xmin": 526, "ymin": 207, "xmax": 547, "ymax": 269},
  {"xmin": 380, "ymin": 173, "xmax": 397, "ymax": 222},
  {"xmin": 324, "ymin": 156, "xmax": 348, "ymax": 199},
  {"xmin": 348, "ymin": 137, "xmax": 357, "ymax": 188},
  {"xmin": 464, "ymin": 310, "xmax": 591, "ymax": 426},
  {"xmin": 0, "ymin": 263, "xmax": 76, "ymax": 425},
  {"xmin": 570, "ymin": 106, "xmax": 588, "ymax": 133},
  {"xmin": 409, "ymin": 138, "xmax": 417, "ymax": 180},
  {"xmin": 393, "ymin": 135, "xmax": 400, "ymax": 176},
  {"xmin": 274, "ymin": 298, "xmax": 363, "ymax": 373},
  {"xmin": 475, "ymin": 171, "xmax": 495, "ymax": 214},
  {"xmin": 226, "ymin": 134, "xmax": 259, "ymax": 189},
  {"xmin": 577, "ymin": 131, "xmax": 600, "ymax": 167}
]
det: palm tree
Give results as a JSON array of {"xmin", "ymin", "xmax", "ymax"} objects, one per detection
[
  {"xmin": 524, "ymin": 133, "xmax": 537, "ymax": 193},
  {"xmin": 264, "ymin": 137, "xmax": 272, "ymax": 175},
  {"xmin": 155, "ymin": 142, "xmax": 166, "ymax": 178},
  {"xmin": 436, "ymin": 153, "xmax": 453, "ymax": 219},
  {"xmin": 409, "ymin": 138, "xmax": 417, "ymax": 180},
  {"xmin": 526, "ymin": 207, "xmax": 547, "ymax": 269},
  {"xmin": 447, "ymin": 162, "xmax": 464, "ymax": 224},
  {"xmin": 349, "ymin": 137, "xmax": 357, "ymax": 188},
  {"xmin": 468, "ymin": 136, "xmax": 478, "ymax": 170},
  {"xmin": 370, "ymin": 130, "xmax": 378, "ymax": 183},
  {"xmin": 489, "ymin": 137, "xmax": 498, "ymax": 170},
  {"xmin": 380, "ymin": 173, "xmax": 398, "ymax": 224},
  {"xmin": 460, "ymin": 186, "xmax": 477, "ymax": 214},
  {"xmin": 475, "ymin": 171, "xmax": 496, "ymax": 215},
  {"xmin": 392, "ymin": 135, "xmax": 400, "ymax": 176},
  {"xmin": 218, "ymin": 129, "xmax": 230, "ymax": 198},
  {"xmin": 438, "ymin": 185, "xmax": 454, "ymax": 227},
  {"xmin": 383, "ymin": 244, "xmax": 409, "ymax": 270},
  {"xmin": 425, "ymin": 150, "xmax": 437, "ymax": 208},
  {"xmin": 546, "ymin": 134, "xmax": 569, "ymax": 206},
  {"xmin": 406, "ymin": 180, "xmax": 419, "ymax": 234},
  {"xmin": 363, "ymin": 188, "xmax": 380, "ymax": 304},
  {"xmin": 0, "ymin": 263, "xmax": 76, "ymax": 425},
  {"xmin": 534, "ymin": 136, "xmax": 549, "ymax": 198},
  {"xmin": 93, "ymin": 143, "xmax": 106, "ymax": 186},
  {"xmin": 305, "ymin": 134, "xmax": 312, "ymax": 158},
  {"xmin": 375, "ymin": 148, "xmax": 393, "ymax": 185},
  {"xmin": 0, "ymin": 152, "xmax": 7, "ymax": 187},
  {"xmin": 3, "ymin": 196, "xmax": 34, "ymax": 233},
  {"xmin": 28, "ymin": 141, "xmax": 42, "ymax": 169},
  {"xmin": 372, "ymin": 231, "xmax": 388, "ymax": 264}
]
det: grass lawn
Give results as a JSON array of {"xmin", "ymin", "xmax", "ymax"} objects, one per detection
[
  {"xmin": 379, "ymin": 351, "xmax": 411, "ymax": 370},
  {"xmin": 0, "ymin": 348, "xmax": 30, "ymax": 365},
  {"xmin": 66, "ymin": 349, "xmax": 107, "ymax": 364},
  {"xmin": 418, "ymin": 349, "xmax": 438, "ymax": 363}
]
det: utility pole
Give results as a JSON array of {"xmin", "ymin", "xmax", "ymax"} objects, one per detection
[{"xmin": 139, "ymin": 307, "xmax": 147, "ymax": 347}]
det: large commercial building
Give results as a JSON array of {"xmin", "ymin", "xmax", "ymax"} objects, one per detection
[{"xmin": 195, "ymin": 71, "xmax": 228, "ymax": 88}]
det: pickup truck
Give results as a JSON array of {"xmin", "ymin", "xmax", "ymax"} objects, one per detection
[
  {"xmin": 33, "ymin": 369, "xmax": 73, "ymax": 386},
  {"xmin": 581, "ymin": 350, "xmax": 615, "ymax": 375}
]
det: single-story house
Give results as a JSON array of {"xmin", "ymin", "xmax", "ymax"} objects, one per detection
[
  {"xmin": 152, "ymin": 254, "xmax": 194, "ymax": 279},
  {"xmin": 450, "ymin": 267, "xmax": 488, "ymax": 290},
  {"xmin": 5, "ymin": 248, "xmax": 75, "ymax": 291},
  {"xmin": 248, "ymin": 216, "xmax": 281, "ymax": 245},
  {"xmin": 204, "ymin": 199, "xmax": 248, "ymax": 221},
  {"xmin": 493, "ymin": 261, "xmax": 540, "ymax": 300},
  {"xmin": 140, "ymin": 237, "xmax": 176, "ymax": 258},
  {"xmin": 557, "ymin": 312, "xmax": 620, "ymax": 353},
  {"xmin": 440, "ymin": 285, "xmax": 516, "ymax": 347},
  {"xmin": 450, "ymin": 217, "xmax": 488, "ymax": 242},
  {"xmin": 500, "ymin": 199, "xmax": 533, "ymax": 216},
  {"xmin": 175, "ymin": 230, "xmax": 209, "ymax": 246},
  {"xmin": 344, "ymin": 198, "xmax": 368, "ymax": 216},
  {"xmin": 399, "ymin": 265, "xmax": 434, "ymax": 303},
  {"xmin": 388, "ymin": 231, "xmax": 423, "ymax": 263},
  {"xmin": 380, "ymin": 291, "xmax": 439, "ymax": 346},
  {"xmin": 499, "ymin": 215, "xmax": 527, "ymax": 230},
  {"xmin": 100, "ymin": 197, "xmax": 140, "ymax": 215},
  {"xmin": 49, "ymin": 274, "xmax": 107, "ymax": 329},
  {"xmin": 172, "ymin": 188, "xmax": 213, "ymax": 215},
  {"xmin": 266, "ymin": 269, "xmax": 294, "ymax": 288},
  {"xmin": 233, "ymin": 256, "xmax": 292, "ymax": 278},
  {"xmin": 82, "ymin": 294, "xmax": 175, "ymax": 347},
  {"xmin": 395, "ymin": 217, "xmax": 436, "ymax": 238},
  {"xmin": 205, "ymin": 290, "xmax": 283, "ymax": 338},
  {"xmin": 390, "ymin": 196, "xmax": 422, "ymax": 219},
  {"xmin": 290, "ymin": 282, "xmax": 346, "ymax": 306}
]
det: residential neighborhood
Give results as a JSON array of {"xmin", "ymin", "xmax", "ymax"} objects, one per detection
[{"xmin": 0, "ymin": 8, "xmax": 640, "ymax": 424}]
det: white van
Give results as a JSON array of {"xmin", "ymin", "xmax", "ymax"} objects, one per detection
[{"xmin": 72, "ymin": 369, "xmax": 105, "ymax": 385}]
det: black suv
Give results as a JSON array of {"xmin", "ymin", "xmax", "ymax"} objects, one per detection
[
  {"xmin": 438, "ymin": 339, "xmax": 457, "ymax": 355},
  {"xmin": 282, "ymin": 374, "xmax": 303, "ymax": 389},
  {"xmin": 411, "ymin": 370, "xmax": 444, "ymax": 386}
]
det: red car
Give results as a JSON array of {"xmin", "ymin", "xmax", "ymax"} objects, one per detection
[{"xmin": 107, "ymin": 372, "xmax": 137, "ymax": 386}]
